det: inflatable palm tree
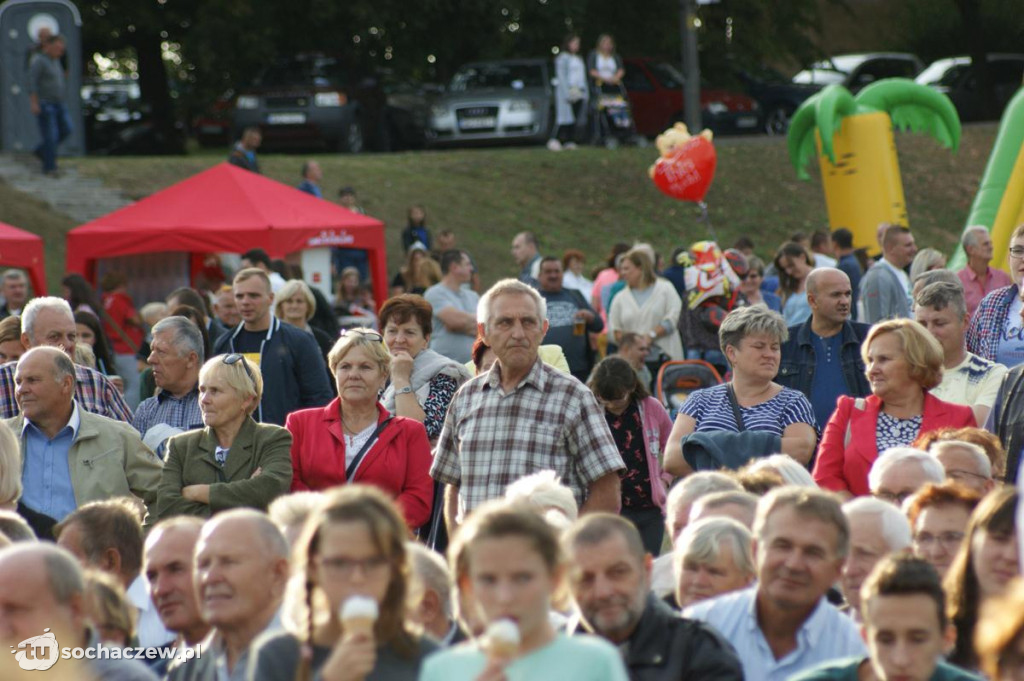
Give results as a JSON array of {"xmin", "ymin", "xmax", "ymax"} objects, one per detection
[{"xmin": 787, "ymin": 78, "xmax": 961, "ymax": 249}]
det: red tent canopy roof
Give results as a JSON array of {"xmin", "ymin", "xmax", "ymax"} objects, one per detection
[
  {"xmin": 0, "ymin": 221, "xmax": 47, "ymax": 295},
  {"xmin": 66, "ymin": 163, "xmax": 383, "ymax": 263}
]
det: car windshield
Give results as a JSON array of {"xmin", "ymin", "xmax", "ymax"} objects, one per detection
[
  {"xmin": 258, "ymin": 58, "xmax": 347, "ymax": 88},
  {"xmin": 649, "ymin": 62, "xmax": 685, "ymax": 89},
  {"xmin": 916, "ymin": 60, "xmax": 969, "ymax": 86},
  {"xmin": 450, "ymin": 63, "xmax": 545, "ymax": 91},
  {"xmin": 792, "ymin": 69, "xmax": 845, "ymax": 85}
]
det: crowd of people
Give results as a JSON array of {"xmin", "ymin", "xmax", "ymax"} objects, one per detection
[{"xmin": 2, "ymin": 216, "xmax": 1024, "ymax": 681}]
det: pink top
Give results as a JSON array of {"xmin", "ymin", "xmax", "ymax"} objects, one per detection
[
  {"xmin": 591, "ymin": 267, "xmax": 619, "ymax": 326},
  {"xmin": 959, "ymin": 265, "xmax": 1011, "ymax": 319}
]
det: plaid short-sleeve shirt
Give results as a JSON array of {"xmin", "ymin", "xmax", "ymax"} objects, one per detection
[{"xmin": 431, "ymin": 358, "xmax": 624, "ymax": 520}]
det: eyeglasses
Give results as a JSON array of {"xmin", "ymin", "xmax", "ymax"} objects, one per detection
[
  {"xmin": 340, "ymin": 329, "xmax": 384, "ymax": 343},
  {"xmin": 1010, "ymin": 246, "xmax": 1024, "ymax": 259},
  {"xmin": 223, "ymin": 353, "xmax": 257, "ymax": 388},
  {"xmin": 946, "ymin": 468, "xmax": 990, "ymax": 484},
  {"xmin": 873, "ymin": 490, "xmax": 914, "ymax": 506},
  {"xmin": 913, "ymin": 531, "xmax": 965, "ymax": 549},
  {"xmin": 318, "ymin": 555, "xmax": 389, "ymax": 578}
]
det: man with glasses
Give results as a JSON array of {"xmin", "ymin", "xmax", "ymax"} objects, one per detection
[
  {"xmin": 868, "ymin": 448, "xmax": 946, "ymax": 506},
  {"xmin": 212, "ymin": 268, "xmax": 332, "ymax": 425},
  {"xmin": 967, "ymin": 222, "xmax": 1024, "ymax": 365},
  {"xmin": 905, "ymin": 482, "xmax": 980, "ymax": 579},
  {"xmin": 778, "ymin": 268, "xmax": 871, "ymax": 429},
  {"xmin": 915, "ymin": 281, "xmax": 1006, "ymax": 426},
  {"xmin": 927, "ymin": 440, "xmax": 995, "ymax": 496}
]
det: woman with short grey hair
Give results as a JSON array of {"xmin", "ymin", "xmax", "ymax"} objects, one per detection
[
  {"xmin": 663, "ymin": 304, "xmax": 816, "ymax": 477},
  {"xmin": 674, "ymin": 516, "xmax": 755, "ymax": 608}
]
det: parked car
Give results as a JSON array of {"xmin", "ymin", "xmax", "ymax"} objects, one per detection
[
  {"xmin": 81, "ymin": 79, "xmax": 185, "ymax": 155},
  {"xmin": 427, "ymin": 59, "xmax": 554, "ymax": 147},
  {"xmin": 232, "ymin": 54, "xmax": 426, "ymax": 152},
  {"xmin": 916, "ymin": 54, "xmax": 1024, "ymax": 122},
  {"xmin": 622, "ymin": 58, "xmax": 762, "ymax": 137},
  {"xmin": 733, "ymin": 65, "xmax": 821, "ymax": 135},
  {"xmin": 192, "ymin": 89, "xmax": 234, "ymax": 148},
  {"xmin": 792, "ymin": 53, "xmax": 924, "ymax": 93}
]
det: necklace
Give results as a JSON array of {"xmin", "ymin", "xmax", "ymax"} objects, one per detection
[{"xmin": 341, "ymin": 412, "xmax": 376, "ymax": 447}]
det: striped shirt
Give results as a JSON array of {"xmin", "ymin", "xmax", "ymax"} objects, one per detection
[
  {"xmin": 681, "ymin": 383, "xmax": 817, "ymax": 434},
  {"xmin": 0, "ymin": 361, "xmax": 133, "ymax": 423},
  {"xmin": 931, "ymin": 351, "xmax": 1007, "ymax": 410},
  {"xmin": 431, "ymin": 358, "xmax": 624, "ymax": 519}
]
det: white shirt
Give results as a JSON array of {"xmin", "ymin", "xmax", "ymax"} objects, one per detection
[
  {"xmin": 684, "ymin": 586, "xmax": 865, "ymax": 681},
  {"xmin": 882, "ymin": 258, "xmax": 912, "ymax": 307},
  {"xmin": 812, "ymin": 253, "xmax": 837, "ymax": 269},
  {"xmin": 268, "ymin": 271, "xmax": 286, "ymax": 294},
  {"xmin": 127, "ymin": 574, "xmax": 174, "ymax": 649},
  {"xmin": 595, "ymin": 54, "xmax": 618, "ymax": 80},
  {"xmin": 932, "ymin": 351, "xmax": 1008, "ymax": 409}
]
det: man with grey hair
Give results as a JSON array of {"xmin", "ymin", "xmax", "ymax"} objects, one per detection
[
  {"xmin": 132, "ymin": 316, "xmax": 204, "ymax": 456},
  {"xmin": 650, "ymin": 472, "xmax": 742, "ymax": 598},
  {"xmin": 839, "ymin": 496, "xmax": 912, "ymax": 622},
  {"xmin": 3, "ymin": 347, "xmax": 161, "ymax": 539},
  {"xmin": 689, "ymin": 490, "xmax": 759, "ymax": 529},
  {"xmin": 407, "ymin": 542, "xmax": 462, "ymax": 646},
  {"xmin": 566, "ymin": 513, "xmax": 743, "ymax": 680},
  {"xmin": 0, "ymin": 542, "xmax": 159, "ymax": 679},
  {"xmin": 929, "ymin": 440, "xmax": 995, "ymax": 495},
  {"xmin": 868, "ymin": 447, "xmax": 946, "ymax": 506},
  {"xmin": 0, "ymin": 269, "xmax": 29, "ymax": 319},
  {"xmin": 915, "ymin": 280, "xmax": 1006, "ymax": 425},
  {"xmin": 684, "ymin": 487, "xmax": 865, "ymax": 681},
  {"xmin": 778, "ymin": 268, "xmax": 871, "ymax": 429},
  {"xmin": 0, "ymin": 296, "xmax": 132, "ymax": 421},
  {"xmin": 675, "ymin": 516, "xmax": 756, "ymax": 609},
  {"xmin": 169, "ymin": 509, "xmax": 289, "ymax": 681},
  {"xmin": 957, "ymin": 224, "xmax": 1009, "ymax": 318},
  {"xmin": 432, "ymin": 278, "xmax": 624, "ymax": 532}
]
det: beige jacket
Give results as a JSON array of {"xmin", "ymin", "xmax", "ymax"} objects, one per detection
[{"xmin": 5, "ymin": 409, "xmax": 163, "ymax": 518}]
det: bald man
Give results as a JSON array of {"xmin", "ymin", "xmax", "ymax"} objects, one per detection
[{"xmin": 778, "ymin": 268, "xmax": 871, "ymax": 428}]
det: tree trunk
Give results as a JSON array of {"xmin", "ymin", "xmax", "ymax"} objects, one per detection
[{"xmin": 132, "ymin": 30, "xmax": 185, "ymax": 153}]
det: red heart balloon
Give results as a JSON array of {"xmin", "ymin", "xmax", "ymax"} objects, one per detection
[{"xmin": 652, "ymin": 137, "xmax": 717, "ymax": 203}]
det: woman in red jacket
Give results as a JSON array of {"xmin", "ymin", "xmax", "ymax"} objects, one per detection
[
  {"xmin": 813, "ymin": 318, "xmax": 975, "ymax": 498},
  {"xmin": 285, "ymin": 328, "xmax": 433, "ymax": 528}
]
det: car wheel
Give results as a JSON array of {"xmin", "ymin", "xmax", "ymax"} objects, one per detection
[
  {"xmin": 764, "ymin": 105, "xmax": 794, "ymax": 136},
  {"xmin": 338, "ymin": 116, "xmax": 364, "ymax": 153}
]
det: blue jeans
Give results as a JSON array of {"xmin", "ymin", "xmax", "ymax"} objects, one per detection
[{"xmin": 35, "ymin": 102, "xmax": 71, "ymax": 172}]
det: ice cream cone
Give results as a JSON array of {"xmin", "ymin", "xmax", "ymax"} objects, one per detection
[
  {"xmin": 485, "ymin": 618, "xmax": 520, "ymax": 660},
  {"xmin": 340, "ymin": 596, "xmax": 379, "ymax": 638}
]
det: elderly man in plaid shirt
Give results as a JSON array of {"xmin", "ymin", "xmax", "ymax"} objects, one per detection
[
  {"xmin": 0, "ymin": 297, "xmax": 132, "ymax": 422},
  {"xmin": 432, "ymin": 279, "xmax": 625, "ymax": 532}
]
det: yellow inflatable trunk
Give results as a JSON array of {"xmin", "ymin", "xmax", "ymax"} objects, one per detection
[
  {"xmin": 989, "ymin": 142, "xmax": 1024, "ymax": 265},
  {"xmin": 815, "ymin": 111, "xmax": 907, "ymax": 249}
]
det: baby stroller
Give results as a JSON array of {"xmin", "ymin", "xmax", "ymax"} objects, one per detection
[
  {"xmin": 593, "ymin": 82, "xmax": 639, "ymax": 149},
  {"xmin": 656, "ymin": 360, "xmax": 723, "ymax": 419}
]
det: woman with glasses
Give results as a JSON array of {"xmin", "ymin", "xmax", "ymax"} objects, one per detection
[
  {"xmin": 738, "ymin": 256, "xmax": 781, "ymax": 312},
  {"xmin": 813, "ymin": 319, "xmax": 975, "ymax": 498},
  {"xmin": 904, "ymin": 481, "xmax": 981, "ymax": 579},
  {"xmin": 588, "ymin": 356, "xmax": 672, "ymax": 554},
  {"xmin": 967, "ymin": 223, "xmax": 1024, "ymax": 365},
  {"xmin": 284, "ymin": 328, "xmax": 434, "ymax": 529},
  {"xmin": 945, "ymin": 487, "xmax": 1020, "ymax": 670},
  {"xmin": 155, "ymin": 354, "xmax": 293, "ymax": 520},
  {"xmin": 249, "ymin": 485, "xmax": 437, "ymax": 680}
]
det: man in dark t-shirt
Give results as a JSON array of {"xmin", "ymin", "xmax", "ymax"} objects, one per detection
[{"xmin": 538, "ymin": 257, "xmax": 603, "ymax": 382}]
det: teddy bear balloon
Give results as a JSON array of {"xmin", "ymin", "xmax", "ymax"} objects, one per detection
[{"xmin": 649, "ymin": 122, "xmax": 717, "ymax": 203}]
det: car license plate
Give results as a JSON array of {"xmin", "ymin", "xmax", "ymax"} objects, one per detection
[
  {"xmin": 459, "ymin": 117, "xmax": 496, "ymax": 130},
  {"xmin": 736, "ymin": 116, "xmax": 758, "ymax": 128},
  {"xmin": 267, "ymin": 112, "xmax": 306, "ymax": 125}
]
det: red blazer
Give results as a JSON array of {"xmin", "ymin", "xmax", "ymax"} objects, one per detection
[
  {"xmin": 813, "ymin": 393, "xmax": 975, "ymax": 496},
  {"xmin": 285, "ymin": 399, "xmax": 434, "ymax": 528}
]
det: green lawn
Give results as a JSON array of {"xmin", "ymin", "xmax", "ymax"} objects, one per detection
[{"xmin": 5, "ymin": 124, "xmax": 999, "ymax": 292}]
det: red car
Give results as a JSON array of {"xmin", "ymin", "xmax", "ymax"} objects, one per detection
[{"xmin": 623, "ymin": 57, "xmax": 762, "ymax": 136}]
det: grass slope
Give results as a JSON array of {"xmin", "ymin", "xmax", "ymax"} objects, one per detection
[{"xmin": 15, "ymin": 123, "xmax": 1001, "ymax": 291}]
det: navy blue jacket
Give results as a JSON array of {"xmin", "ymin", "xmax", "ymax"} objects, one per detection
[
  {"xmin": 777, "ymin": 320, "xmax": 872, "ymax": 403},
  {"xmin": 213, "ymin": 317, "xmax": 333, "ymax": 425}
]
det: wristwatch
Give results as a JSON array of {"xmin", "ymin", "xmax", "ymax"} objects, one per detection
[{"xmin": 395, "ymin": 385, "xmax": 414, "ymax": 395}]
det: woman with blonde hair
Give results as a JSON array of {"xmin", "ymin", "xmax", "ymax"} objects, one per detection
[
  {"xmin": 249, "ymin": 485, "xmax": 437, "ymax": 680},
  {"xmin": 608, "ymin": 247, "xmax": 683, "ymax": 362},
  {"xmin": 0, "ymin": 421, "xmax": 21, "ymax": 511},
  {"xmin": 813, "ymin": 318, "xmax": 975, "ymax": 497},
  {"xmin": 83, "ymin": 569, "xmax": 136, "ymax": 647},
  {"xmin": 275, "ymin": 279, "xmax": 335, "ymax": 362}
]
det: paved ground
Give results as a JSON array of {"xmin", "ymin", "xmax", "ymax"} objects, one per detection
[{"xmin": 0, "ymin": 154, "xmax": 129, "ymax": 224}]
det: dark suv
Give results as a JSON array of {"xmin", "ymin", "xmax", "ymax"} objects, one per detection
[
  {"xmin": 232, "ymin": 54, "xmax": 399, "ymax": 152},
  {"xmin": 917, "ymin": 54, "xmax": 1024, "ymax": 122}
]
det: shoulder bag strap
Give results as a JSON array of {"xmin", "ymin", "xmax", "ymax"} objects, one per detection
[
  {"xmin": 346, "ymin": 417, "xmax": 394, "ymax": 480},
  {"xmin": 725, "ymin": 383, "xmax": 745, "ymax": 432}
]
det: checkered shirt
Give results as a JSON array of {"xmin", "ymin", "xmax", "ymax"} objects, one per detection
[
  {"xmin": 0, "ymin": 361, "xmax": 133, "ymax": 423},
  {"xmin": 966, "ymin": 284, "xmax": 1017, "ymax": 362},
  {"xmin": 131, "ymin": 385, "xmax": 203, "ymax": 437},
  {"xmin": 431, "ymin": 358, "xmax": 625, "ymax": 518}
]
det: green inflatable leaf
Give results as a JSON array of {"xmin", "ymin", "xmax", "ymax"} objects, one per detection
[
  {"xmin": 855, "ymin": 78, "xmax": 961, "ymax": 152},
  {"xmin": 814, "ymin": 85, "xmax": 858, "ymax": 164},
  {"xmin": 787, "ymin": 91, "xmax": 824, "ymax": 180}
]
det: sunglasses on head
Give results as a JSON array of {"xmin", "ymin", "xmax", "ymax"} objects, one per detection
[
  {"xmin": 223, "ymin": 353, "xmax": 256, "ymax": 388},
  {"xmin": 340, "ymin": 329, "xmax": 384, "ymax": 343}
]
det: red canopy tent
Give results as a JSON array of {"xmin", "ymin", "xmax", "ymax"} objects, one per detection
[
  {"xmin": 0, "ymin": 221, "xmax": 47, "ymax": 295},
  {"xmin": 65, "ymin": 163, "xmax": 386, "ymax": 303}
]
